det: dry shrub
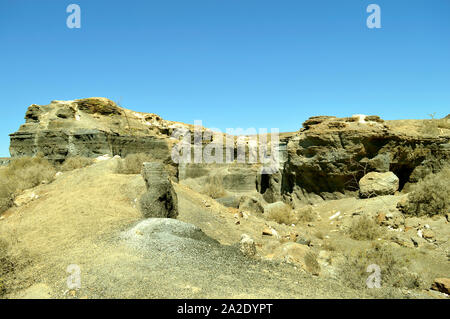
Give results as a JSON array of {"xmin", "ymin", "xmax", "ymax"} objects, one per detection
[
  {"xmin": 322, "ymin": 240, "xmax": 337, "ymax": 251},
  {"xmin": 338, "ymin": 243, "xmax": 423, "ymax": 294},
  {"xmin": 295, "ymin": 205, "xmax": 317, "ymax": 222},
  {"xmin": 266, "ymin": 203, "xmax": 296, "ymax": 225},
  {"xmin": 201, "ymin": 175, "xmax": 226, "ymax": 199},
  {"xmin": 60, "ymin": 156, "xmax": 94, "ymax": 171},
  {"xmin": 0, "ymin": 239, "xmax": 15, "ymax": 297},
  {"xmin": 116, "ymin": 153, "xmax": 153, "ymax": 174},
  {"xmin": 0, "ymin": 155, "xmax": 55, "ymax": 213},
  {"xmin": 304, "ymin": 251, "xmax": 321, "ymax": 275},
  {"xmin": 399, "ymin": 167, "xmax": 450, "ymax": 217},
  {"xmin": 0, "ymin": 182, "xmax": 15, "ymax": 214},
  {"xmin": 314, "ymin": 230, "xmax": 324, "ymax": 240},
  {"xmin": 348, "ymin": 215, "xmax": 381, "ymax": 241},
  {"xmin": 420, "ymin": 119, "xmax": 441, "ymax": 136}
]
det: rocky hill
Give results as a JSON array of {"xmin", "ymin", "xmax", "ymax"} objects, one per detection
[
  {"xmin": 10, "ymin": 98, "xmax": 449, "ymax": 205},
  {"xmin": 2, "ymin": 98, "xmax": 449, "ymax": 299}
]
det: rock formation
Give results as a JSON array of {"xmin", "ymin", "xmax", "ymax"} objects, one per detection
[
  {"xmin": 9, "ymin": 99, "xmax": 450, "ymax": 208},
  {"xmin": 139, "ymin": 162, "xmax": 178, "ymax": 218},
  {"xmin": 283, "ymin": 115, "xmax": 450, "ymax": 205},
  {"xmin": 9, "ymin": 98, "xmax": 188, "ymax": 162}
]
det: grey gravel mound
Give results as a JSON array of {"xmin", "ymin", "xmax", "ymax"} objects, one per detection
[{"xmin": 121, "ymin": 218, "xmax": 220, "ymax": 255}]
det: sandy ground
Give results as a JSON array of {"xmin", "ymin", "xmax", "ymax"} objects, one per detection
[{"xmin": 0, "ymin": 159, "xmax": 448, "ymax": 299}]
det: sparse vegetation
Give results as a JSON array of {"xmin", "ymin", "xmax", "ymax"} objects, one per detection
[
  {"xmin": 420, "ymin": 115, "xmax": 450, "ymax": 136},
  {"xmin": 338, "ymin": 243, "xmax": 423, "ymax": 294},
  {"xmin": 266, "ymin": 203, "xmax": 296, "ymax": 225},
  {"xmin": 348, "ymin": 215, "xmax": 381, "ymax": 240},
  {"xmin": 0, "ymin": 239, "xmax": 15, "ymax": 297},
  {"xmin": 201, "ymin": 175, "xmax": 226, "ymax": 199},
  {"xmin": 304, "ymin": 251, "xmax": 320, "ymax": 275},
  {"xmin": 116, "ymin": 153, "xmax": 153, "ymax": 174},
  {"xmin": 0, "ymin": 155, "xmax": 55, "ymax": 213},
  {"xmin": 314, "ymin": 230, "xmax": 324, "ymax": 240},
  {"xmin": 60, "ymin": 156, "xmax": 94, "ymax": 171},
  {"xmin": 399, "ymin": 166, "xmax": 450, "ymax": 217},
  {"xmin": 0, "ymin": 182, "xmax": 15, "ymax": 214},
  {"xmin": 321, "ymin": 240, "xmax": 337, "ymax": 251},
  {"xmin": 295, "ymin": 205, "xmax": 317, "ymax": 222}
]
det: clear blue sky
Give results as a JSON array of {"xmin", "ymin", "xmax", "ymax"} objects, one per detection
[{"xmin": 1, "ymin": 0, "xmax": 449, "ymax": 157}]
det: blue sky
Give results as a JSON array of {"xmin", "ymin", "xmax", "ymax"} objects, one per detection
[{"xmin": 0, "ymin": 0, "xmax": 449, "ymax": 157}]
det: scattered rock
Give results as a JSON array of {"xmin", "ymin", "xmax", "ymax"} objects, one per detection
[
  {"xmin": 359, "ymin": 172, "xmax": 399, "ymax": 198},
  {"xmin": 262, "ymin": 227, "xmax": 279, "ymax": 238},
  {"xmin": 14, "ymin": 191, "xmax": 39, "ymax": 207},
  {"xmin": 376, "ymin": 212, "xmax": 386, "ymax": 224},
  {"xmin": 296, "ymin": 236, "xmax": 311, "ymax": 246},
  {"xmin": 329, "ymin": 211, "xmax": 341, "ymax": 220},
  {"xmin": 238, "ymin": 195, "xmax": 264, "ymax": 215},
  {"xmin": 95, "ymin": 154, "xmax": 112, "ymax": 162},
  {"xmin": 273, "ymin": 242, "xmax": 320, "ymax": 275},
  {"xmin": 239, "ymin": 234, "xmax": 256, "ymax": 257},
  {"xmin": 431, "ymin": 278, "xmax": 450, "ymax": 295},
  {"xmin": 422, "ymin": 229, "xmax": 435, "ymax": 240},
  {"xmin": 405, "ymin": 217, "xmax": 421, "ymax": 229}
]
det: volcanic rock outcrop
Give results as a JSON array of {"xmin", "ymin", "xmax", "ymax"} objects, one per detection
[
  {"xmin": 283, "ymin": 115, "xmax": 450, "ymax": 205},
  {"xmin": 9, "ymin": 99, "xmax": 450, "ymax": 206},
  {"xmin": 9, "ymin": 98, "xmax": 187, "ymax": 162},
  {"xmin": 139, "ymin": 162, "xmax": 178, "ymax": 218}
]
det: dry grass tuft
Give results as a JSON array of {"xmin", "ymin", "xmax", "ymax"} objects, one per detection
[
  {"xmin": 0, "ymin": 239, "xmax": 16, "ymax": 297},
  {"xmin": 295, "ymin": 205, "xmax": 317, "ymax": 222},
  {"xmin": 266, "ymin": 203, "xmax": 296, "ymax": 225},
  {"xmin": 348, "ymin": 215, "xmax": 381, "ymax": 241},
  {"xmin": 116, "ymin": 153, "xmax": 153, "ymax": 174},
  {"xmin": 304, "ymin": 251, "xmax": 321, "ymax": 275},
  {"xmin": 338, "ymin": 243, "xmax": 423, "ymax": 295},
  {"xmin": 201, "ymin": 175, "xmax": 226, "ymax": 199},
  {"xmin": 399, "ymin": 166, "xmax": 450, "ymax": 217},
  {"xmin": 0, "ymin": 155, "xmax": 55, "ymax": 213},
  {"xmin": 60, "ymin": 156, "xmax": 94, "ymax": 172}
]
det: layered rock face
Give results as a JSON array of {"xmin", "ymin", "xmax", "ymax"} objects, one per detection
[
  {"xmin": 283, "ymin": 115, "xmax": 450, "ymax": 204},
  {"xmin": 9, "ymin": 98, "xmax": 189, "ymax": 162},
  {"xmin": 139, "ymin": 162, "xmax": 178, "ymax": 218},
  {"xmin": 9, "ymin": 99, "xmax": 449, "ymax": 207}
]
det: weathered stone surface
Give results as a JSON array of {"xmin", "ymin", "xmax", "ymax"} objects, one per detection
[
  {"xmin": 431, "ymin": 278, "xmax": 450, "ymax": 295},
  {"xmin": 121, "ymin": 218, "xmax": 219, "ymax": 254},
  {"xmin": 139, "ymin": 162, "xmax": 178, "ymax": 218},
  {"xmin": 9, "ymin": 98, "xmax": 181, "ymax": 162},
  {"xmin": 272, "ymin": 242, "xmax": 320, "ymax": 275},
  {"xmin": 359, "ymin": 172, "xmax": 399, "ymax": 198},
  {"xmin": 238, "ymin": 195, "xmax": 264, "ymax": 215},
  {"xmin": 9, "ymin": 100, "xmax": 450, "ymax": 211},
  {"xmin": 178, "ymin": 163, "xmax": 260, "ymax": 193},
  {"xmin": 239, "ymin": 234, "xmax": 256, "ymax": 257},
  {"xmin": 283, "ymin": 115, "xmax": 449, "ymax": 203}
]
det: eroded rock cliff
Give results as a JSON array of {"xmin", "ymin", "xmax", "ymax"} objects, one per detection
[{"xmin": 283, "ymin": 115, "xmax": 450, "ymax": 205}]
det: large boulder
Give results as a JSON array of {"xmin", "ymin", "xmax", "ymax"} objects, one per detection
[
  {"xmin": 359, "ymin": 171, "xmax": 399, "ymax": 198},
  {"xmin": 139, "ymin": 162, "xmax": 178, "ymax": 218}
]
